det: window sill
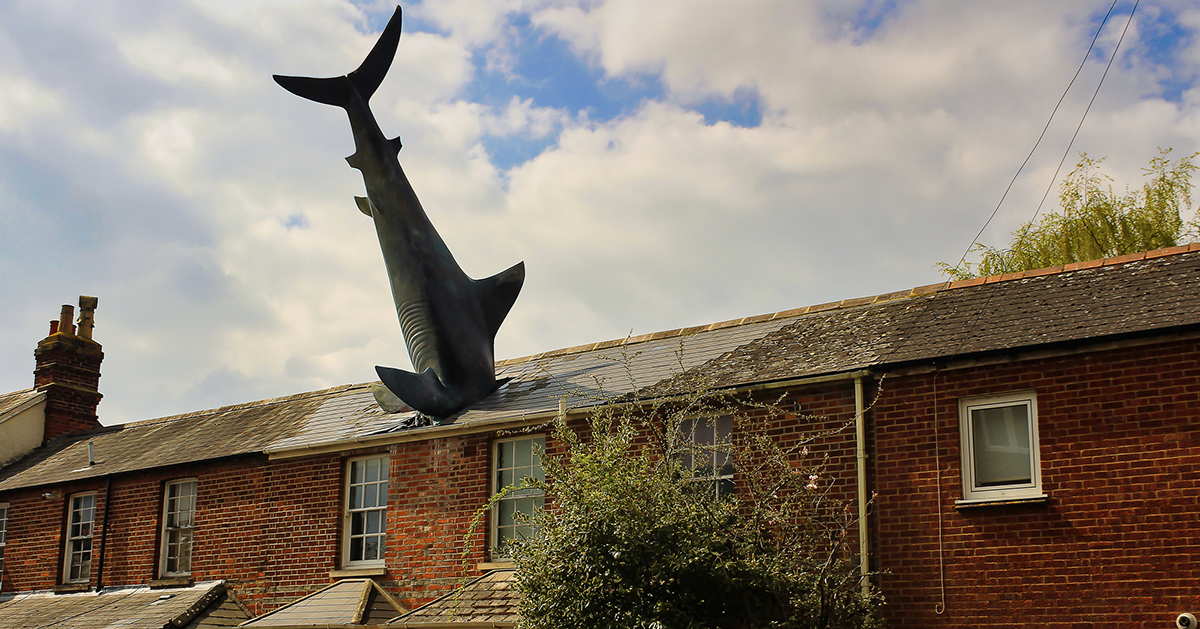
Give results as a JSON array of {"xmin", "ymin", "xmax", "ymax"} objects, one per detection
[
  {"xmin": 477, "ymin": 561, "xmax": 514, "ymax": 571},
  {"xmin": 955, "ymin": 494, "xmax": 1048, "ymax": 509},
  {"xmin": 53, "ymin": 583, "xmax": 90, "ymax": 594},
  {"xmin": 150, "ymin": 576, "xmax": 194, "ymax": 589},
  {"xmin": 330, "ymin": 567, "xmax": 387, "ymax": 578}
]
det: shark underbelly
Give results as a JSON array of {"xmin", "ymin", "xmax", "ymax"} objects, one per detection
[{"xmin": 396, "ymin": 295, "xmax": 440, "ymax": 377}]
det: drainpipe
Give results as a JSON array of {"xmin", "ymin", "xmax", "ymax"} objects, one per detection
[
  {"xmin": 95, "ymin": 475, "xmax": 112, "ymax": 591},
  {"xmin": 855, "ymin": 376, "xmax": 869, "ymax": 597}
]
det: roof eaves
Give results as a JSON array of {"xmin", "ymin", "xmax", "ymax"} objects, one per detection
[{"xmin": 0, "ymin": 389, "xmax": 45, "ymax": 424}]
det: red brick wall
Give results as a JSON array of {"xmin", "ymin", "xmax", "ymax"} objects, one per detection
[
  {"xmin": 0, "ymin": 455, "xmax": 346, "ymax": 616},
  {"xmin": 387, "ymin": 434, "xmax": 492, "ymax": 609},
  {"xmin": 0, "ymin": 439, "xmax": 536, "ymax": 616},
  {"xmin": 873, "ymin": 338, "xmax": 1200, "ymax": 627},
  {"xmin": 1, "ymin": 483, "xmax": 94, "ymax": 592}
]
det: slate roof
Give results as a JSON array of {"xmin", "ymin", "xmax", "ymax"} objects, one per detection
[
  {"xmin": 3, "ymin": 245, "xmax": 1199, "ymax": 489},
  {"xmin": 0, "ymin": 581, "xmax": 249, "ymax": 629},
  {"xmin": 0, "ymin": 388, "xmax": 43, "ymax": 423},
  {"xmin": 389, "ymin": 569, "xmax": 518, "ymax": 627},
  {"xmin": 241, "ymin": 579, "xmax": 405, "ymax": 627}
]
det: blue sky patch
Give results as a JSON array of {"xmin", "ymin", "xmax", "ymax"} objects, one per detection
[
  {"xmin": 457, "ymin": 13, "xmax": 666, "ymax": 169},
  {"xmin": 848, "ymin": 0, "xmax": 903, "ymax": 42},
  {"xmin": 693, "ymin": 87, "xmax": 763, "ymax": 128},
  {"xmin": 350, "ymin": 0, "xmax": 447, "ymax": 37},
  {"xmin": 1134, "ymin": 6, "xmax": 1195, "ymax": 103},
  {"xmin": 481, "ymin": 134, "xmax": 560, "ymax": 173},
  {"xmin": 463, "ymin": 14, "xmax": 664, "ymax": 121},
  {"xmin": 282, "ymin": 214, "xmax": 310, "ymax": 230}
]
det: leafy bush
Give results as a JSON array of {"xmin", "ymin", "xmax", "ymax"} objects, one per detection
[{"xmin": 479, "ymin": 378, "xmax": 883, "ymax": 629}]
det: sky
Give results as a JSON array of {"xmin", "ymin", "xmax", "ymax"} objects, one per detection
[{"xmin": 2, "ymin": 0, "xmax": 1198, "ymax": 425}]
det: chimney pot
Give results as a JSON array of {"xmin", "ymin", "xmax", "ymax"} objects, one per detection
[
  {"xmin": 78, "ymin": 296, "xmax": 98, "ymax": 340},
  {"xmin": 59, "ymin": 304, "xmax": 76, "ymax": 335},
  {"xmin": 49, "ymin": 320, "xmax": 59, "ymax": 335}
]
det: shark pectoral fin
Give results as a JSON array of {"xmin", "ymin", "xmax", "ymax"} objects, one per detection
[
  {"xmin": 477, "ymin": 261, "xmax": 525, "ymax": 339},
  {"xmin": 355, "ymin": 196, "xmax": 375, "ymax": 217},
  {"xmin": 377, "ymin": 365, "xmax": 458, "ymax": 418}
]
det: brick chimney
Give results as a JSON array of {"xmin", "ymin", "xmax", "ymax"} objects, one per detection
[{"xmin": 34, "ymin": 296, "xmax": 103, "ymax": 443}]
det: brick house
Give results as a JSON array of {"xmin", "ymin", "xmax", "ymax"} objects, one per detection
[{"xmin": 2, "ymin": 245, "xmax": 1199, "ymax": 627}]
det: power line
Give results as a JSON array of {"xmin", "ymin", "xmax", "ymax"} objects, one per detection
[
  {"xmin": 946, "ymin": 0, "xmax": 1122, "ymax": 277},
  {"xmin": 938, "ymin": 0, "xmax": 1142, "ymax": 364},
  {"xmin": 1028, "ymin": 0, "xmax": 1140, "ymax": 225}
]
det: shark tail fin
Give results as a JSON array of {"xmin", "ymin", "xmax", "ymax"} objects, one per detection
[
  {"xmin": 477, "ymin": 261, "xmax": 525, "ymax": 340},
  {"xmin": 271, "ymin": 7, "xmax": 402, "ymax": 106},
  {"xmin": 377, "ymin": 365, "xmax": 460, "ymax": 418},
  {"xmin": 272, "ymin": 74, "xmax": 353, "ymax": 107},
  {"xmin": 347, "ymin": 7, "xmax": 403, "ymax": 100}
]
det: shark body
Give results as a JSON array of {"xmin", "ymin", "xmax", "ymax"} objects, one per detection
[{"xmin": 274, "ymin": 7, "xmax": 523, "ymax": 418}]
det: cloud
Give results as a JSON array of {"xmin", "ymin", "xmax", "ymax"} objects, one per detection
[{"xmin": 0, "ymin": 0, "xmax": 1196, "ymax": 425}]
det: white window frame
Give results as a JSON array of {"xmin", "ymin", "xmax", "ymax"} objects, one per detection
[
  {"xmin": 491, "ymin": 435, "xmax": 545, "ymax": 552},
  {"xmin": 680, "ymin": 415, "xmax": 734, "ymax": 499},
  {"xmin": 0, "ymin": 502, "xmax": 8, "ymax": 584},
  {"xmin": 957, "ymin": 391, "xmax": 1044, "ymax": 504},
  {"xmin": 343, "ymin": 455, "xmax": 388, "ymax": 567},
  {"xmin": 63, "ymin": 492, "xmax": 96, "ymax": 583},
  {"xmin": 160, "ymin": 479, "xmax": 197, "ymax": 577}
]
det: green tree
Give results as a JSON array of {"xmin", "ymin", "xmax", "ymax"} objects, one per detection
[
  {"xmin": 940, "ymin": 148, "xmax": 1198, "ymax": 280},
  {"xmin": 473, "ymin": 375, "xmax": 882, "ymax": 629}
]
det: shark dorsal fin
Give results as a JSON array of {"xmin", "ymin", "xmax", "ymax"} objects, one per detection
[
  {"xmin": 388, "ymin": 136, "xmax": 403, "ymax": 155},
  {"xmin": 476, "ymin": 261, "xmax": 525, "ymax": 340}
]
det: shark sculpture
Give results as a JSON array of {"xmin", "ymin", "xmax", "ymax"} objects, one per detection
[{"xmin": 274, "ymin": 7, "xmax": 524, "ymax": 419}]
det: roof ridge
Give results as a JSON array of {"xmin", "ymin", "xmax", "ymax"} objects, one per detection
[
  {"xmin": 943, "ymin": 242, "xmax": 1200, "ymax": 289},
  {"xmin": 494, "ymin": 243, "xmax": 1200, "ymax": 367}
]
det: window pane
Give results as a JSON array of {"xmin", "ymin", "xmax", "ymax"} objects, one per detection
[
  {"xmin": 715, "ymin": 416, "xmax": 733, "ymax": 467},
  {"xmin": 365, "ymin": 457, "xmax": 379, "ymax": 483},
  {"xmin": 498, "ymin": 441, "xmax": 513, "ymax": 468},
  {"xmin": 515, "ymin": 439, "xmax": 532, "ymax": 468},
  {"xmin": 972, "ymin": 404, "xmax": 1032, "ymax": 487}
]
